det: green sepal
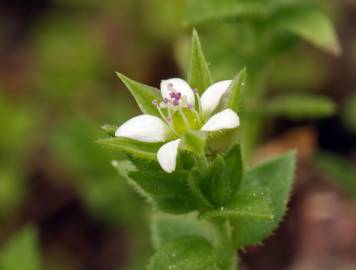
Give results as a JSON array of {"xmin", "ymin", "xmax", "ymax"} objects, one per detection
[
  {"xmin": 187, "ymin": 168, "xmax": 215, "ymax": 209},
  {"xmin": 147, "ymin": 236, "xmax": 219, "ymax": 270},
  {"xmin": 208, "ymin": 144, "xmax": 243, "ymax": 206},
  {"xmin": 225, "ymin": 68, "xmax": 247, "ymax": 113},
  {"xmin": 188, "ymin": 30, "xmax": 213, "ymax": 94},
  {"xmin": 101, "ymin": 124, "xmax": 117, "ymax": 137},
  {"xmin": 116, "ymin": 72, "xmax": 161, "ymax": 116},
  {"xmin": 97, "ymin": 137, "xmax": 161, "ymax": 160},
  {"xmin": 190, "ymin": 145, "xmax": 243, "ymax": 207},
  {"xmin": 230, "ymin": 151, "xmax": 296, "ymax": 249},
  {"xmin": 181, "ymin": 130, "xmax": 207, "ymax": 155}
]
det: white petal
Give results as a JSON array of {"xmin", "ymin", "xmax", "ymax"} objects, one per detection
[
  {"xmin": 157, "ymin": 139, "xmax": 181, "ymax": 173},
  {"xmin": 115, "ymin": 114, "xmax": 170, "ymax": 142},
  {"xmin": 160, "ymin": 78, "xmax": 195, "ymax": 105},
  {"xmin": 201, "ymin": 109, "xmax": 240, "ymax": 132},
  {"xmin": 201, "ymin": 80, "xmax": 232, "ymax": 117}
]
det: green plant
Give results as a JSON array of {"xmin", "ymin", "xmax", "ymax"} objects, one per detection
[{"xmin": 99, "ymin": 32, "xmax": 296, "ymax": 269}]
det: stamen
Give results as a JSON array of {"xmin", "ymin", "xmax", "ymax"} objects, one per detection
[
  {"xmin": 154, "ymin": 100, "xmax": 168, "ymax": 122},
  {"xmin": 167, "ymin": 108, "xmax": 179, "ymax": 136},
  {"xmin": 167, "ymin": 109, "xmax": 173, "ymax": 122},
  {"xmin": 172, "ymin": 99, "xmax": 179, "ymax": 106},
  {"xmin": 153, "ymin": 100, "xmax": 178, "ymax": 136},
  {"xmin": 179, "ymin": 108, "xmax": 192, "ymax": 130}
]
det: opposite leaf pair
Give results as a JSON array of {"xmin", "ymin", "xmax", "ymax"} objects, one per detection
[{"xmin": 147, "ymin": 150, "xmax": 296, "ymax": 270}]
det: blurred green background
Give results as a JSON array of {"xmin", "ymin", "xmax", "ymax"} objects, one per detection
[{"xmin": 0, "ymin": 0, "xmax": 355, "ymax": 269}]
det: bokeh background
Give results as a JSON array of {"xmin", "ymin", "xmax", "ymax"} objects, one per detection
[{"xmin": 0, "ymin": 0, "xmax": 355, "ymax": 269}]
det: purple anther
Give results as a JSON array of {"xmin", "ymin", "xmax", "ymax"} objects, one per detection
[
  {"xmin": 163, "ymin": 98, "xmax": 169, "ymax": 103},
  {"xmin": 169, "ymin": 92, "xmax": 176, "ymax": 99},
  {"xmin": 173, "ymin": 99, "xmax": 179, "ymax": 106},
  {"xmin": 175, "ymin": 92, "xmax": 181, "ymax": 99},
  {"xmin": 152, "ymin": 99, "xmax": 158, "ymax": 106}
]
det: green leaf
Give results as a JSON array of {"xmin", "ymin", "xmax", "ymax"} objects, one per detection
[
  {"xmin": 97, "ymin": 137, "xmax": 161, "ymax": 160},
  {"xmin": 199, "ymin": 185, "xmax": 273, "ymax": 221},
  {"xmin": 315, "ymin": 151, "xmax": 356, "ymax": 198},
  {"xmin": 226, "ymin": 68, "xmax": 247, "ymax": 113},
  {"xmin": 262, "ymin": 94, "xmax": 336, "ymax": 119},
  {"xmin": 116, "ymin": 157, "xmax": 199, "ymax": 214},
  {"xmin": 273, "ymin": 6, "xmax": 341, "ymax": 55},
  {"xmin": 231, "ymin": 151, "xmax": 296, "ymax": 249},
  {"xmin": 0, "ymin": 226, "xmax": 40, "ymax": 270},
  {"xmin": 147, "ymin": 236, "xmax": 219, "ymax": 270},
  {"xmin": 188, "ymin": 30, "xmax": 213, "ymax": 94},
  {"xmin": 112, "ymin": 159, "xmax": 154, "ymax": 203},
  {"xmin": 151, "ymin": 212, "xmax": 217, "ymax": 250},
  {"xmin": 116, "ymin": 72, "xmax": 161, "ymax": 116},
  {"xmin": 185, "ymin": 0, "xmax": 267, "ymax": 25}
]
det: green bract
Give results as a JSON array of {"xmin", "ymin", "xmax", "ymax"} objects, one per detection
[{"xmin": 100, "ymin": 31, "xmax": 297, "ymax": 270}]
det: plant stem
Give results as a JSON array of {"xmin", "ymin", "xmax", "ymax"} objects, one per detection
[{"xmin": 213, "ymin": 220, "xmax": 237, "ymax": 270}]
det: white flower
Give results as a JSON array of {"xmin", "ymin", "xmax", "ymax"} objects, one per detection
[{"xmin": 115, "ymin": 78, "xmax": 240, "ymax": 173}]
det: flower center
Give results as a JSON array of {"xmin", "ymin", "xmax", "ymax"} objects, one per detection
[
  {"xmin": 160, "ymin": 83, "xmax": 188, "ymax": 110},
  {"xmin": 152, "ymin": 84, "xmax": 203, "ymax": 136}
]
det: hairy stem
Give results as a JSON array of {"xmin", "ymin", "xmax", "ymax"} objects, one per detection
[{"xmin": 213, "ymin": 220, "xmax": 237, "ymax": 270}]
